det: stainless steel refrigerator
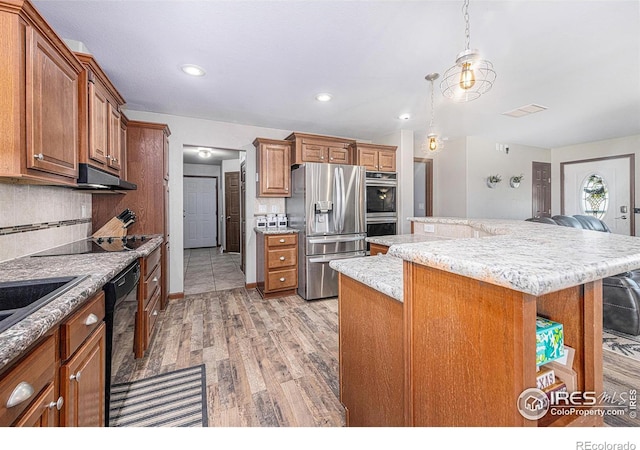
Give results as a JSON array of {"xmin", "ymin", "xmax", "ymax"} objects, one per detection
[{"xmin": 286, "ymin": 162, "xmax": 367, "ymax": 300}]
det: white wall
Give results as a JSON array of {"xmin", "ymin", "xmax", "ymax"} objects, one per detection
[
  {"xmin": 124, "ymin": 109, "xmax": 293, "ymax": 293},
  {"xmin": 551, "ymin": 134, "xmax": 640, "ymax": 234},
  {"xmin": 466, "ymin": 137, "xmax": 551, "ymax": 220},
  {"xmin": 375, "ymin": 130, "xmax": 414, "ymax": 234},
  {"xmin": 432, "ymin": 137, "xmax": 467, "ymax": 218}
]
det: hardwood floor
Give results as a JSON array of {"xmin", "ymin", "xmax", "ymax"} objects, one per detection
[
  {"xmin": 119, "ymin": 283, "xmax": 638, "ymax": 427},
  {"xmin": 127, "ymin": 288, "xmax": 345, "ymax": 427}
]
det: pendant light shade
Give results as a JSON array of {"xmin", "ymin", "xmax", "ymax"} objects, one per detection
[
  {"xmin": 423, "ymin": 73, "xmax": 445, "ymax": 154},
  {"xmin": 441, "ymin": 0, "xmax": 496, "ymax": 102}
]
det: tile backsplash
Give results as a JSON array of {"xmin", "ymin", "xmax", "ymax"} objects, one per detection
[{"xmin": 0, "ymin": 184, "xmax": 92, "ymax": 262}]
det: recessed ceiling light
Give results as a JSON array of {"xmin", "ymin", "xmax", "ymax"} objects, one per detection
[
  {"xmin": 181, "ymin": 64, "xmax": 206, "ymax": 77},
  {"xmin": 315, "ymin": 93, "xmax": 332, "ymax": 102},
  {"xmin": 398, "ymin": 113, "xmax": 411, "ymax": 120},
  {"xmin": 198, "ymin": 149, "xmax": 212, "ymax": 158}
]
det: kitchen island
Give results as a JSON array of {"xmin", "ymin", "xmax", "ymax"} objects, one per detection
[{"xmin": 331, "ymin": 217, "xmax": 640, "ymax": 427}]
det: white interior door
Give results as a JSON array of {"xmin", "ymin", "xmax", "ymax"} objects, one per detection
[
  {"xmin": 184, "ymin": 177, "xmax": 217, "ymax": 248},
  {"xmin": 563, "ymin": 158, "xmax": 631, "ymax": 235}
]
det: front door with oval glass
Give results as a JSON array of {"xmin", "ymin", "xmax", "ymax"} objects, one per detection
[{"xmin": 562, "ymin": 157, "xmax": 632, "ymax": 235}]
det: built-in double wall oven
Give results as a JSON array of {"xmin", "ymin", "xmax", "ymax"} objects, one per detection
[{"xmin": 365, "ymin": 171, "xmax": 398, "ymax": 249}]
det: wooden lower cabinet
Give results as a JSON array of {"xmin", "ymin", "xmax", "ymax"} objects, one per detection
[
  {"xmin": 59, "ymin": 323, "xmax": 106, "ymax": 427},
  {"xmin": 256, "ymin": 232, "xmax": 298, "ymax": 298},
  {"xmin": 0, "ymin": 290, "xmax": 106, "ymax": 427},
  {"xmin": 0, "ymin": 334, "xmax": 57, "ymax": 427},
  {"xmin": 13, "ymin": 382, "xmax": 57, "ymax": 427},
  {"xmin": 369, "ymin": 243, "xmax": 389, "ymax": 256},
  {"xmin": 135, "ymin": 249, "xmax": 162, "ymax": 358},
  {"xmin": 338, "ymin": 263, "xmax": 604, "ymax": 427}
]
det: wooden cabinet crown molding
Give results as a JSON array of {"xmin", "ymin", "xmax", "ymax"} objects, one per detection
[
  {"xmin": 349, "ymin": 142, "xmax": 398, "ymax": 152},
  {"xmin": 74, "ymin": 52, "xmax": 125, "ymax": 106},
  {"xmin": 2, "ymin": 0, "xmax": 83, "ymax": 73},
  {"xmin": 284, "ymin": 132, "xmax": 356, "ymax": 146},
  {"xmin": 127, "ymin": 120, "xmax": 171, "ymax": 137}
]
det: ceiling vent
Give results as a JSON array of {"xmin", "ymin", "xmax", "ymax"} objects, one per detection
[{"xmin": 502, "ymin": 103, "xmax": 548, "ymax": 118}]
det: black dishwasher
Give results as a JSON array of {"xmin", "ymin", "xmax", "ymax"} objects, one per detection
[{"xmin": 104, "ymin": 260, "xmax": 140, "ymax": 426}]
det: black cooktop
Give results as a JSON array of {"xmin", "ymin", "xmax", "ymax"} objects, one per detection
[{"xmin": 31, "ymin": 236, "xmax": 152, "ymax": 257}]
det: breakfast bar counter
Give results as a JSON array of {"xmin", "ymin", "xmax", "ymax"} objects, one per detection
[{"xmin": 331, "ymin": 217, "xmax": 640, "ymax": 427}]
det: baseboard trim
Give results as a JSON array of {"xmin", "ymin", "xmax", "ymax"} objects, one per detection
[
  {"xmin": 245, "ymin": 282, "xmax": 257, "ymax": 289},
  {"xmin": 168, "ymin": 292, "xmax": 185, "ymax": 301}
]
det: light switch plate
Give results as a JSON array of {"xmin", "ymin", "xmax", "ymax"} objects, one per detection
[{"xmin": 259, "ymin": 205, "xmax": 266, "ymax": 213}]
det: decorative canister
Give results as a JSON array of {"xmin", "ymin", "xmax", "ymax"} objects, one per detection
[
  {"xmin": 277, "ymin": 214, "xmax": 288, "ymax": 229},
  {"xmin": 256, "ymin": 216, "xmax": 267, "ymax": 229},
  {"xmin": 266, "ymin": 214, "xmax": 277, "ymax": 229}
]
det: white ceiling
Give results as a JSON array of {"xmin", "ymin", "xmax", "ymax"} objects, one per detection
[
  {"xmin": 183, "ymin": 145, "xmax": 242, "ymax": 165},
  {"xmin": 33, "ymin": 0, "xmax": 640, "ymax": 150}
]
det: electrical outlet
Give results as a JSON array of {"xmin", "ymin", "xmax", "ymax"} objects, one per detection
[
  {"xmin": 259, "ymin": 205, "xmax": 266, "ymax": 213},
  {"xmin": 81, "ymin": 205, "xmax": 87, "ymax": 218},
  {"xmin": 423, "ymin": 224, "xmax": 435, "ymax": 233},
  {"xmin": 271, "ymin": 205, "xmax": 278, "ymax": 213}
]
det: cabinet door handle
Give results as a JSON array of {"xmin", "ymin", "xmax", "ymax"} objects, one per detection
[
  {"xmin": 279, "ymin": 277, "xmax": 286, "ymax": 282},
  {"xmin": 279, "ymin": 238, "xmax": 285, "ymax": 243},
  {"xmin": 279, "ymin": 256, "xmax": 285, "ymax": 261},
  {"xmin": 34, "ymin": 153, "xmax": 44, "ymax": 161},
  {"xmin": 106, "ymin": 155, "xmax": 112, "ymax": 160},
  {"xmin": 70, "ymin": 371, "xmax": 82, "ymax": 382},
  {"xmin": 6, "ymin": 382, "xmax": 34, "ymax": 408},
  {"xmin": 152, "ymin": 277, "xmax": 158, "ymax": 282},
  {"xmin": 48, "ymin": 396, "xmax": 64, "ymax": 411},
  {"xmin": 84, "ymin": 313, "xmax": 98, "ymax": 326}
]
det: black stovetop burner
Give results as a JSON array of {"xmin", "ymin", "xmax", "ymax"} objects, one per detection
[{"xmin": 31, "ymin": 235, "xmax": 152, "ymax": 257}]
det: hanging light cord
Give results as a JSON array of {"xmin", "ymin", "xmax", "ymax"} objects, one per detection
[
  {"xmin": 429, "ymin": 79, "xmax": 435, "ymax": 130},
  {"xmin": 463, "ymin": 0, "xmax": 471, "ymax": 51}
]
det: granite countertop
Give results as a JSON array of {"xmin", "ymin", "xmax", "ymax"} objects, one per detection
[
  {"xmin": 0, "ymin": 235, "xmax": 163, "ymax": 372},
  {"xmin": 329, "ymin": 255, "xmax": 403, "ymax": 302},
  {"xmin": 366, "ymin": 233, "xmax": 450, "ymax": 246},
  {"xmin": 254, "ymin": 227, "xmax": 300, "ymax": 234},
  {"xmin": 331, "ymin": 217, "xmax": 640, "ymax": 299},
  {"xmin": 390, "ymin": 217, "xmax": 640, "ymax": 296}
]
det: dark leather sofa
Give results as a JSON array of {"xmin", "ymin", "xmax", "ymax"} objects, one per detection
[{"xmin": 525, "ymin": 214, "xmax": 640, "ymax": 336}]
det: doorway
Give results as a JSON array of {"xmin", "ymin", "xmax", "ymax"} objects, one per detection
[
  {"xmin": 561, "ymin": 154, "xmax": 635, "ymax": 235},
  {"xmin": 183, "ymin": 176, "xmax": 218, "ymax": 249},
  {"xmin": 225, "ymin": 171, "xmax": 240, "ymax": 252},
  {"xmin": 413, "ymin": 158, "xmax": 433, "ymax": 216},
  {"xmin": 532, "ymin": 162, "xmax": 551, "ymax": 218}
]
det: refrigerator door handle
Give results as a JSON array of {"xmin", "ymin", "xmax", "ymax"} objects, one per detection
[
  {"xmin": 308, "ymin": 235, "xmax": 365, "ymax": 244},
  {"xmin": 333, "ymin": 167, "xmax": 342, "ymax": 233},
  {"xmin": 308, "ymin": 251, "xmax": 366, "ymax": 264},
  {"xmin": 339, "ymin": 167, "xmax": 346, "ymax": 233}
]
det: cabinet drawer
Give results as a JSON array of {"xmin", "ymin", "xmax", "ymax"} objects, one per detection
[
  {"xmin": 144, "ymin": 247, "xmax": 161, "ymax": 279},
  {"xmin": 267, "ymin": 234, "xmax": 297, "ymax": 248},
  {"xmin": 143, "ymin": 264, "xmax": 161, "ymax": 305},
  {"xmin": 60, "ymin": 291, "xmax": 105, "ymax": 360},
  {"xmin": 266, "ymin": 268, "xmax": 298, "ymax": 292},
  {"xmin": 301, "ymin": 143, "xmax": 326, "ymax": 162},
  {"xmin": 0, "ymin": 334, "xmax": 56, "ymax": 427},
  {"xmin": 144, "ymin": 288, "xmax": 161, "ymax": 347},
  {"xmin": 267, "ymin": 248, "xmax": 297, "ymax": 269},
  {"xmin": 13, "ymin": 381, "xmax": 56, "ymax": 427}
]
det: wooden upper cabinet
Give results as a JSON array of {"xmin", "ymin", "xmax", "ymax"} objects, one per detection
[
  {"xmin": 88, "ymin": 81, "xmax": 109, "ymax": 165},
  {"xmin": 285, "ymin": 132, "xmax": 355, "ymax": 165},
  {"xmin": 254, "ymin": 138, "xmax": 291, "ymax": 197},
  {"xmin": 119, "ymin": 113, "xmax": 128, "ymax": 180},
  {"xmin": 0, "ymin": 2, "xmax": 82, "ymax": 185},
  {"xmin": 75, "ymin": 52, "xmax": 126, "ymax": 177},
  {"xmin": 351, "ymin": 143, "xmax": 397, "ymax": 172}
]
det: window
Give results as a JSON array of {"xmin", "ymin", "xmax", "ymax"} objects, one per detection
[{"xmin": 581, "ymin": 174, "xmax": 609, "ymax": 219}]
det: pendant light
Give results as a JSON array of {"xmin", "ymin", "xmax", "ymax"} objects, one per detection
[
  {"xmin": 440, "ymin": 0, "xmax": 496, "ymax": 102},
  {"xmin": 422, "ymin": 73, "xmax": 444, "ymax": 154}
]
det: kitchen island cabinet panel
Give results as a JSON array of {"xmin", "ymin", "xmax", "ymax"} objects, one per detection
[{"xmin": 339, "ymin": 275, "xmax": 404, "ymax": 426}]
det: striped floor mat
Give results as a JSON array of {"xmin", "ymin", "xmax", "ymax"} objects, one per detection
[
  {"xmin": 603, "ymin": 330, "xmax": 640, "ymax": 362},
  {"xmin": 109, "ymin": 365, "xmax": 208, "ymax": 427}
]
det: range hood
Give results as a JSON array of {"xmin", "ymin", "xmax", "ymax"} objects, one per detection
[{"xmin": 76, "ymin": 164, "xmax": 137, "ymax": 190}]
